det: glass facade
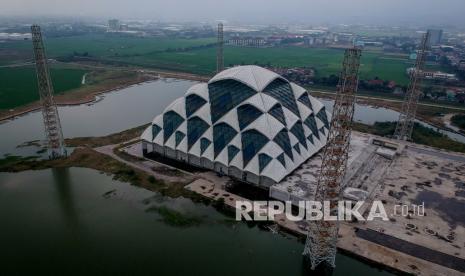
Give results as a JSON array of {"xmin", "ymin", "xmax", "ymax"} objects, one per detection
[
  {"xmin": 237, "ymin": 104, "xmax": 262, "ymax": 130},
  {"xmin": 290, "ymin": 121, "xmax": 307, "ymax": 149},
  {"xmin": 307, "ymin": 134, "xmax": 314, "ymax": 145},
  {"xmin": 187, "ymin": 116, "xmax": 209, "ymax": 149},
  {"xmin": 276, "ymin": 153, "xmax": 286, "ymax": 168},
  {"xmin": 213, "ymin": 123, "xmax": 238, "ymax": 158},
  {"xmin": 268, "ymin": 103, "xmax": 286, "ymax": 125},
  {"xmin": 185, "ymin": 94, "xmax": 207, "ymax": 118},
  {"xmin": 258, "ymin": 153, "xmax": 272, "ymax": 173},
  {"xmin": 298, "ymin": 92, "xmax": 313, "ymax": 110},
  {"xmin": 241, "ymin": 129, "xmax": 269, "ymax": 166},
  {"xmin": 316, "ymin": 108, "xmax": 329, "ymax": 128},
  {"xmin": 263, "ymin": 79, "xmax": 300, "ymax": 116},
  {"xmin": 209, "ymin": 80, "xmax": 256, "ymax": 123},
  {"xmin": 273, "ymin": 129, "xmax": 293, "ymax": 160},
  {"xmin": 163, "ymin": 111, "xmax": 184, "ymax": 143},
  {"xmin": 293, "ymin": 143, "xmax": 301, "ymax": 154},
  {"xmin": 200, "ymin": 138, "xmax": 211, "ymax": 155},
  {"xmin": 228, "ymin": 145, "xmax": 240, "ymax": 163},
  {"xmin": 175, "ymin": 131, "xmax": 185, "ymax": 147},
  {"xmin": 152, "ymin": 124, "xmax": 162, "ymax": 140},
  {"xmin": 303, "ymin": 114, "xmax": 320, "ymax": 140}
]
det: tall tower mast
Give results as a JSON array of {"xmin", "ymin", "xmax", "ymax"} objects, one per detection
[
  {"xmin": 394, "ymin": 32, "xmax": 430, "ymax": 141},
  {"xmin": 303, "ymin": 48, "xmax": 362, "ymax": 270},
  {"xmin": 31, "ymin": 25, "xmax": 66, "ymax": 159},
  {"xmin": 217, "ymin": 22, "xmax": 224, "ymax": 73}
]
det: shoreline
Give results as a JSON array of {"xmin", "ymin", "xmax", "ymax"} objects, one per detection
[
  {"xmin": 2, "ymin": 123, "xmax": 464, "ymax": 275},
  {"xmin": 312, "ymin": 90, "xmax": 465, "ymax": 137},
  {"xmin": 1, "ymin": 67, "xmax": 464, "ymax": 143},
  {"xmin": 0, "ymin": 76, "xmax": 152, "ymax": 122},
  {"xmin": 0, "ymin": 66, "xmax": 209, "ymax": 123}
]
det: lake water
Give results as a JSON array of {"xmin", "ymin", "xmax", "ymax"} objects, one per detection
[
  {"xmin": 0, "ymin": 167, "xmax": 392, "ymax": 275},
  {"xmin": 1, "ymin": 79, "xmax": 462, "ymax": 157},
  {"xmin": 0, "ymin": 79, "xmax": 193, "ymax": 156}
]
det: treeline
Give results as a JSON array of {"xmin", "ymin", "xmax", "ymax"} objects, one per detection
[
  {"xmin": 164, "ymin": 43, "xmax": 217, "ymax": 53},
  {"xmin": 451, "ymin": 114, "xmax": 465, "ymax": 130}
]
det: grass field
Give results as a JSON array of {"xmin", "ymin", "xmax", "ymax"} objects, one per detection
[
  {"xmin": 112, "ymin": 46, "xmax": 417, "ymax": 84},
  {"xmin": 0, "ymin": 66, "xmax": 87, "ymax": 109},
  {"xmin": 1, "ymin": 34, "xmax": 424, "ymax": 84},
  {"xmin": 0, "ymin": 34, "xmax": 216, "ymax": 61},
  {"xmin": 0, "ymin": 33, "xmax": 453, "ymax": 110}
]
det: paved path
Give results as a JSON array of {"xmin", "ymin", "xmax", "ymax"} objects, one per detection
[
  {"xmin": 356, "ymin": 228, "xmax": 465, "ymax": 273},
  {"xmin": 408, "ymin": 146, "xmax": 465, "ymax": 163},
  {"xmin": 95, "ymin": 143, "xmax": 194, "ymax": 184}
]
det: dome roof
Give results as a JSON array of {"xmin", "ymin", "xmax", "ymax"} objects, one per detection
[
  {"xmin": 209, "ymin": 65, "xmax": 285, "ymax": 92},
  {"xmin": 142, "ymin": 66, "xmax": 330, "ymax": 183}
]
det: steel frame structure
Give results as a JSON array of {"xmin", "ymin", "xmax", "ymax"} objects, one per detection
[
  {"xmin": 217, "ymin": 23, "xmax": 224, "ymax": 73},
  {"xmin": 31, "ymin": 25, "xmax": 66, "ymax": 159},
  {"xmin": 394, "ymin": 32, "xmax": 430, "ymax": 141},
  {"xmin": 303, "ymin": 48, "xmax": 362, "ymax": 270}
]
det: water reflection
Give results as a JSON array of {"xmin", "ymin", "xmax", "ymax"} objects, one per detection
[
  {"xmin": 52, "ymin": 167, "xmax": 78, "ymax": 229},
  {"xmin": 0, "ymin": 168, "xmax": 392, "ymax": 275}
]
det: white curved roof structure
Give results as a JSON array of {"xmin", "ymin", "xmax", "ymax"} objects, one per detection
[
  {"xmin": 142, "ymin": 65, "xmax": 330, "ymax": 185},
  {"xmin": 209, "ymin": 65, "xmax": 286, "ymax": 92}
]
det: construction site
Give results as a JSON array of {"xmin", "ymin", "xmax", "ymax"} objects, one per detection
[{"xmin": 30, "ymin": 23, "xmax": 465, "ymax": 275}]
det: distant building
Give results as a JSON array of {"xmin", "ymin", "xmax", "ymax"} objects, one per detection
[
  {"xmin": 119, "ymin": 24, "xmax": 129, "ymax": 31},
  {"xmin": 354, "ymin": 41, "xmax": 365, "ymax": 48},
  {"xmin": 227, "ymin": 37, "xmax": 266, "ymax": 48},
  {"xmin": 108, "ymin": 19, "xmax": 120, "ymax": 31},
  {"xmin": 407, "ymin": 67, "xmax": 457, "ymax": 81},
  {"xmin": 427, "ymin": 29, "xmax": 443, "ymax": 46}
]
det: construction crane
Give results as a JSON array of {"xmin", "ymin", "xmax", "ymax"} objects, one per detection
[
  {"xmin": 394, "ymin": 32, "xmax": 430, "ymax": 141},
  {"xmin": 303, "ymin": 47, "xmax": 362, "ymax": 270},
  {"xmin": 217, "ymin": 22, "xmax": 224, "ymax": 73},
  {"xmin": 31, "ymin": 25, "xmax": 66, "ymax": 159}
]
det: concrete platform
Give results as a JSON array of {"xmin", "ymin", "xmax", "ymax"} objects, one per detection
[
  {"xmin": 118, "ymin": 132, "xmax": 465, "ymax": 275},
  {"xmin": 270, "ymin": 132, "xmax": 383, "ymax": 203}
]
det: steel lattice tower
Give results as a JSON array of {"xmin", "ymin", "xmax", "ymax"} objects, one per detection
[
  {"xmin": 394, "ymin": 32, "xmax": 430, "ymax": 141},
  {"xmin": 217, "ymin": 22, "xmax": 224, "ymax": 73},
  {"xmin": 303, "ymin": 48, "xmax": 362, "ymax": 270},
  {"xmin": 31, "ymin": 25, "xmax": 66, "ymax": 159}
]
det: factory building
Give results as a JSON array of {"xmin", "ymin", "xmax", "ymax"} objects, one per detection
[{"xmin": 141, "ymin": 66, "xmax": 330, "ymax": 188}]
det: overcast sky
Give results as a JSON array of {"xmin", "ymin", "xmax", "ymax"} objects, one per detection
[{"xmin": 2, "ymin": 0, "xmax": 465, "ymax": 26}]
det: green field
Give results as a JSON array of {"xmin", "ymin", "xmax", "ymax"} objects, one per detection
[
  {"xmin": 112, "ymin": 46, "xmax": 417, "ymax": 84},
  {"xmin": 0, "ymin": 33, "xmax": 452, "ymax": 110},
  {"xmin": 0, "ymin": 66, "xmax": 87, "ymax": 109},
  {"xmin": 0, "ymin": 34, "xmax": 217, "ymax": 61},
  {"xmin": 1, "ymin": 34, "xmax": 422, "ymax": 84}
]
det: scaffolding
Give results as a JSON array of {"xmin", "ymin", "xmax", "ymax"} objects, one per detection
[
  {"xmin": 394, "ymin": 32, "xmax": 430, "ymax": 141},
  {"xmin": 217, "ymin": 23, "xmax": 224, "ymax": 73},
  {"xmin": 303, "ymin": 48, "xmax": 362, "ymax": 270},
  {"xmin": 31, "ymin": 25, "xmax": 66, "ymax": 159}
]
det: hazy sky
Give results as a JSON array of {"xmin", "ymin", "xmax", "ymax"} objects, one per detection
[{"xmin": 2, "ymin": 0, "xmax": 465, "ymax": 26}]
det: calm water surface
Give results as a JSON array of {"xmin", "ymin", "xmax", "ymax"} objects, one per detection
[{"xmin": 0, "ymin": 168, "xmax": 392, "ymax": 275}]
